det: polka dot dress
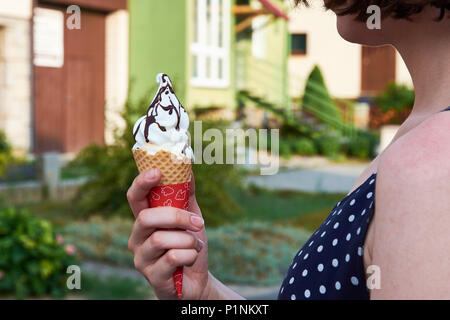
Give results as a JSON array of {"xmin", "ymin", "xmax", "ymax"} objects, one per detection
[
  {"xmin": 278, "ymin": 173, "xmax": 377, "ymax": 300},
  {"xmin": 278, "ymin": 106, "xmax": 450, "ymax": 300}
]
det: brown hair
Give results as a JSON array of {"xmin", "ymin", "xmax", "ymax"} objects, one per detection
[{"xmin": 294, "ymin": 0, "xmax": 450, "ymax": 20}]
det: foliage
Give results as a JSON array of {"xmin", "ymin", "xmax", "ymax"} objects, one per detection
[
  {"xmin": 374, "ymin": 82, "xmax": 415, "ymax": 113},
  {"xmin": 0, "ymin": 207, "xmax": 77, "ymax": 298},
  {"xmin": 345, "ymin": 130, "xmax": 380, "ymax": 159},
  {"xmin": 315, "ymin": 132, "xmax": 342, "ymax": 157},
  {"xmin": 292, "ymin": 138, "xmax": 317, "ymax": 156},
  {"xmin": 238, "ymin": 66, "xmax": 378, "ymax": 160},
  {"xmin": 278, "ymin": 139, "xmax": 294, "ymax": 159},
  {"xmin": 346, "ymin": 135, "xmax": 371, "ymax": 159},
  {"xmin": 266, "ymin": 129, "xmax": 379, "ymax": 160},
  {"xmin": 190, "ymin": 120, "xmax": 243, "ymax": 226},
  {"xmin": 0, "ymin": 130, "xmax": 19, "ymax": 178},
  {"xmin": 60, "ymin": 217, "xmax": 311, "ymax": 286},
  {"xmin": 302, "ymin": 66, "xmax": 346, "ymax": 131},
  {"xmin": 66, "ymin": 91, "xmax": 243, "ymax": 226}
]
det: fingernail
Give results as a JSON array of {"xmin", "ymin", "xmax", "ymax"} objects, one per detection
[
  {"xmin": 190, "ymin": 215, "xmax": 204, "ymax": 228},
  {"xmin": 196, "ymin": 238, "xmax": 204, "ymax": 251},
  {"xmin": 145, "ymin": 169, "xmax": 156, "ymax": 180}
]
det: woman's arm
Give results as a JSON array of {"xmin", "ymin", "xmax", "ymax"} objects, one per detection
[
  {"xmin": 370, "ymin": 114, "xmax": 450, "ymax": 299},
  {"xmin": 202, "ymin": 272, "xmax": 246, "ymax": 300}
]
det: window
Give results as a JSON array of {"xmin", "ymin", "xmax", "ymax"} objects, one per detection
[
  {"xmin": 191, "ymin": 0, "xmax": 230, "ymax": 88},
  {"xmin": 291, "ymin": 33, "xmax": 307, "ymax": 55},
  {"xmin": 252, "ymin": 15, "xmax": 267, "ymax": 60},
  {"xmin": 0, "ymin": 27, "xmax": 5, "ymax": 104}
]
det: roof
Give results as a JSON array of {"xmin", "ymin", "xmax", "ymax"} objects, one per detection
[{"xmin": 258, "ymin": 0, "xmax": 289, "ymax": 21}]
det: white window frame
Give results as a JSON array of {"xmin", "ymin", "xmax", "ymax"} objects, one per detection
[
  {"xmin": 191, "ymin": 0, "xmax": 230, "ymax": 89},
  {"xmin": 251, "ymin": 15, "xmax": 267, "ymax": 60}
]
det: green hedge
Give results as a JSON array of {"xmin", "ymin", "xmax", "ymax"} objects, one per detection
[
  {"xmin": 275, "ymin": 129, "xmax": 379, "ymax": 160},
  {"xmin": 0, "ymin": 208, "xmax": 78, "ymax": 298}
]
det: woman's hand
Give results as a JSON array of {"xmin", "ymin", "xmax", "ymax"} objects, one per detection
[{"xmin": 127, "ymin": 169, "xmax": 209, "ymax": 300}]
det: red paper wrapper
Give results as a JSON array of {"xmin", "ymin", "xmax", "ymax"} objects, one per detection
[{"xmin": 148, "ymin": 181, "xmax": 190, "ymax": 299}]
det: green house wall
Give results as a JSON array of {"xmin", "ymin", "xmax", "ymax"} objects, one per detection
[
  {"xmin": 236, "ymin": 0, "xmax": 289, "ymax": 108},
  {"xmin": 184, "ymin": 0, "xmax": 236, "ymax": 110},
  {"xmin": 128, "ymin": 0, "xmax": 288, "ymax": 111},
  {"xmin": 128, "ymin": 0, "xmax": 188, "ymax": 104}
]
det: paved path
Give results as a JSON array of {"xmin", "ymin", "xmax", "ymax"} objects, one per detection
[{"xmin": 246, "ymin": 164, "xmax": 368, "ymax": 194}]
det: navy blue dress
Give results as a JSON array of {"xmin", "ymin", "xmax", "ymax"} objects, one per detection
[{"xmin": 278, "ymin": 106, "xmax": 450, "ymax": 300}]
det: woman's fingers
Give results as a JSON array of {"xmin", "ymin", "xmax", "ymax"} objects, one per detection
[
  {"xmin": 138, "ymin": 230, "xmax": 204, "ymax": 264},
  {"xmin": 128, "ymin": 207, "xmax": 204, "ymax": 251},
  {"xmin": 127, "ymin": 169, "xmax": 161, "ymax": 218},
  {"xmin": 145, "ymin": 249, "xmax": 199, "ymax": 286}
]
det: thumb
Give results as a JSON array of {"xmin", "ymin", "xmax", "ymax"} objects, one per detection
[{"xmin": 127, "ymin": 169, "xmax": 162, "ymax": 218}]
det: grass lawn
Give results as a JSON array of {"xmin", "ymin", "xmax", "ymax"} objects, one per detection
[
  {"xmin": 76, "ymin": 273, "xmax": 153, "ymax": 300},
  {"xmin": 232, "ymin": 187, "xmax": 345, "ymax": 231}
]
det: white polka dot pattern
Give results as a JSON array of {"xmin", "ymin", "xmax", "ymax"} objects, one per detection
[{"xmin": 278, "ymin": 173, "xmax": 377, "ymax": 300}]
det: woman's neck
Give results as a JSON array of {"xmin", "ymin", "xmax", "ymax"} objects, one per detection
[{"xmin": 395, "ymin": 19, "xmax": 450, "ymax": 118}]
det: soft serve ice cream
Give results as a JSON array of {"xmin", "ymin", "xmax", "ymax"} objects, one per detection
[
  {"xmin": 131, "ymin": 73, "xmax": 194, "ymax": 299},
  {"xmin": 133, "ymin": 73, "xmax": 194, "ymax": 161}
]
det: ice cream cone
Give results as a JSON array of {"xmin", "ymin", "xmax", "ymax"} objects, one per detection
[
  {"xmin": 133, "ymin": 148, "xmax": 191, "ymax": 185},
  {"xmin": 131, "ymin": 73, "xmax": 194, "ymax": 299},
  {"xmin": 133, "ymin": 148, "xmax": 191, "ymax": 299}
]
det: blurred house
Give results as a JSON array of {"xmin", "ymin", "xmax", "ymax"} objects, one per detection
[
  {"xmin": 0, "ymin": 0, "xmax": 128, "ymax": 156},
  {"xmin": 2, "ymin": 0, "xmax": 290, "ymax": 156},
  {"xmin": 287, "ymin": 4, "xmax": 413, "ymax": 100},
  {"xmin": 33, "ymin": 0, "xmax": 128, "ymax": 154},
  {"xmin": 0, "ymin": 1, "xmax": 33, "ymax": 154},
  {"xmin": 129, "ymin": 0, "xmax": 290, "ymax": 117}
]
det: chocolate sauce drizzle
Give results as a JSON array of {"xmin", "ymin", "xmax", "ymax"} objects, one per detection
[{"xmin": 133, "ymin": 74, "xmax": 188, "ymax": 145}]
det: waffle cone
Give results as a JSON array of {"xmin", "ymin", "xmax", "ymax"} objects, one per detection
[{"xmin": 133, "ymin": 148, "xmax": 192, "ymax": 186}]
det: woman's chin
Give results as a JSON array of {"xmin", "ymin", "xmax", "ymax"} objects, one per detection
[{"xmin": 336, "ymin": 15, "xmax": 388, "ymax": 46}]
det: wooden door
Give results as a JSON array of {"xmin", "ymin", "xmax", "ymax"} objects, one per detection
[
  {"xmin": 361, "ymin": 46, "xmax": 396, "ymax": 96},
  {"xmin": 34, "ymin": 6, "xmax": 105, "ymax": 154}
]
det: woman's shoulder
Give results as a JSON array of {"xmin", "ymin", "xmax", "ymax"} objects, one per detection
[
  {"xmin": 379, "ymin": 110, "xmax": 450, "ymax": 181},
  {"xmin": 369, "ymin": 112, "xmax": 450, "ymax": 299},
  {"xmin": 372, "ymin": 109, "xmax": 450, "ymax": 245}
]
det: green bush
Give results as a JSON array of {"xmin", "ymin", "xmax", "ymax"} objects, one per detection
[
  {"xmin": 278, "ymin": 140, "xmax": 293, "ymax": 159},
  {"xmin": 374, "ymin": 82, "xmax": 415, "ymax": 113},
  {"xmin": 347, "ymin": 135, "xmax": 371, "ymax": 159},
  {"xmin": 0, "ymin": 208, "xmax": 77, "ymax": 298},
  {"xmin": 292, "ymin": 138, "xmax": 317, "ymax": 156},
  {"xmin": 315, "ymin": 133, "xmax": 342, "ymax": 158},
  {"xmin": 302, "ymin": 66, "xmax": 343, "ymax": 129},
  {"xmin": 67, "ymin": 91, "xmax": 243, "ymax": 226},
  {"xmin": 0, "ymin": 130, "xmax": 15, "ymax": 177}
]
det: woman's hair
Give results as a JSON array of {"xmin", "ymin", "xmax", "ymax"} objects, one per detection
[{"xmin": 294, "ymin": 0, "xmax": 450, "ymax": 20}]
